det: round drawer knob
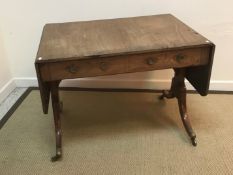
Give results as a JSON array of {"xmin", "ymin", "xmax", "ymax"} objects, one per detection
[
  {"xmin": 176, "ymin": 54, "xmax": 185, "ymax": 62},
  {"xmin": 66, "ymin": 64, "xmax": 78, "ymax": 74},
  {"xmin": 147, "ymin": 58, "xmax": 155, "ymax": 65},
  {"xmin": 100, "ymin": 62, "xmax": 108, "ymax": 71}
]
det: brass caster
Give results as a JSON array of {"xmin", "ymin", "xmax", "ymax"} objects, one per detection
[
  {"xmin": 191, "ymin": 137, "xmax": 197, "ymax": 146},
  {"xmin": 51, "ymin": 148, "xmax": 62, "ymax": 162},
  {"xmin": 51, "ymin": 154, "xmax": 61, "ymax": 162},
  {"xmin": 51, "ymin": 152, "xmax": 61, "ymax": 162}
]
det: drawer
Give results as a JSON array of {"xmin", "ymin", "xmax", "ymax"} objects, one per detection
[
  {"xmin": 39, "ymin": 47, "xmax": 210, "ymax": 81},
  {"xmin": 128, "ymin": 47, "xmax": 209, "ymax": 72},
  {"xmin": 48, "ymin": 57, "xmax": 127, "ymax": 81}
]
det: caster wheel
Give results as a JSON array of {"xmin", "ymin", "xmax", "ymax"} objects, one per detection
[
  {"xmin": 51, "ymin": 149, "xmax": 62, "ymax": 162},
  {"xmin": 51, "ymin": 154, "xmax": 61, "ymax": 162},
  {"xmin": 191, "ymin": 137, "xmax": 197, "ymax": 146}
]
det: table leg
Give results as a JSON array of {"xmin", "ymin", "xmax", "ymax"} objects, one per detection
[
  {"xmin": 50, "ymin": 81, "xmax": 62, "ymax": 161},
  {"xmin": 59, "ymin": 101, "xmax": 63, "ymax": 113},
  {"xmin": 159, "ymin": 68, "xmax": 197, "ymax": 146}
]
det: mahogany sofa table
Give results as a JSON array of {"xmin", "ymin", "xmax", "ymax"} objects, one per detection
[{"xmin": 35, "ymin": 14, "xmax": 215, "ymax": 161}]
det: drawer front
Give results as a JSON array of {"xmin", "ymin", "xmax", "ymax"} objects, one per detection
[
  {"xmin": 48, "ymin": 57, "xmax": 127, "ymax": 81},
  {"xmin": 40, "ymin": 47, "xmax": 210, "ymax": 81},
  {"xmin": 128, "ymin": 47, "xmax": 209, "ymax": 72}
]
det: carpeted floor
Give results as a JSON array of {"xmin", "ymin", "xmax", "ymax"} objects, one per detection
[{"xmin": 0, "ymin": 90, "xmax": 233, "ymax": 175}]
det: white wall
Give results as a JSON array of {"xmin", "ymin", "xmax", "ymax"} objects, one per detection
[
  {"xmin": 0, "ymin": 29, "xmax": 11, "ymax": 88},
  {"xmin": 0, "ymin": 0, "xmax": 233, "ymax": 90},
  {"xmin": 0, "ymin": 26, "xmax": 15, "ymax": 103}
]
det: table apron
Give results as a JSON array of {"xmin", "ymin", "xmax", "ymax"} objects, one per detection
[{"xmin": 39, "ymin": 47, "xmax": 210, "ymax": 82}]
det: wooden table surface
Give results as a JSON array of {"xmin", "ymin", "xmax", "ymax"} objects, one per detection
[{"xmin": 37, "ymin": 14, "xmax": 210, "ymax": 62}]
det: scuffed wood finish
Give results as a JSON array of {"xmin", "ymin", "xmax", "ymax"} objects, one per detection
[
  {"xmin": 36, "ymin": 14, "xmax": 215, "ymax": 96},
  {"xmin": 36, "ymin": 14, "xmax": 210, "ymax": 62}
]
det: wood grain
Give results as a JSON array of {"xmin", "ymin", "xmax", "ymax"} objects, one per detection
[
  {"xmin": 39, "ymin": 47, "xmax": 210, "ymax": 81},
  {"xmin": 36, "ymin": 14, "xmax": 211, "ymax": 62}
]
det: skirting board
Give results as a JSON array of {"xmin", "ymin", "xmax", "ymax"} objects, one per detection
[
  {"xmin": 0, "ymin": 79, "xmax": 16, "ymax": 104},
  {"xmin": 1, "ymin": 77, "xmax": 233, "ymax": 103},
  {"xmin": 14, "ymin": 77, "xmax": 233, "ymax": 91}
]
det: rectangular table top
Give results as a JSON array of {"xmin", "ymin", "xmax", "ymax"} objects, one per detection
[{"xmin": 36, "ymin": 14, "xmax": 210, "ymax": 62}]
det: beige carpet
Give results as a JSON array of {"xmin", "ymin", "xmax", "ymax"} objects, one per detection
[{"xmin": 0, "ymin": 90, "xmax": 233, "ymax": 175}]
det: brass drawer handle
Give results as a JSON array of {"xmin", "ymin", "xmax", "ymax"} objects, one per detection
[
  {"xmin": 176, "ymin": 54, "xmax": 185, "ymax": 62},
  {"xmin": 99, "ymin": 62, "xmax": 108, "ymax": 71},
  {"xmin": 147, "ymin": 58, "xmax": 156, "ymax": 65},
  {"xmin": 66, "ymin": 64, "xmax": 78, "ymax": 74}
]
